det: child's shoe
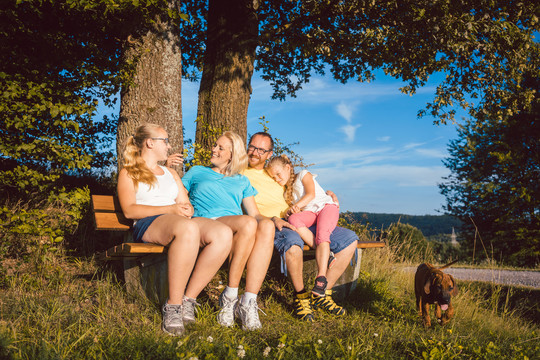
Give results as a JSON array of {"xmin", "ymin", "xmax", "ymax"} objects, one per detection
[{"xmin": 311, "ymin": 275, "xmax": 328, "ymax": 297}]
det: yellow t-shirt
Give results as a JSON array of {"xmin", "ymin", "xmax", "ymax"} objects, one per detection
[{"xmin": 243, "ymin": 167, "xmax": 288, "ymax": 218}]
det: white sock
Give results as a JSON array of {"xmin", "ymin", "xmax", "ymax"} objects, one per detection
[
  {"xmin": 223, "ymin": 286, "xmax": 238, "ymax": 299},
  {"xmin": 241, "ymin": 292, "xmax": 257, "ymax": 305},
  {"xmin": 183, "ymin": 295, "xmax": 196, "ymax": 303}
]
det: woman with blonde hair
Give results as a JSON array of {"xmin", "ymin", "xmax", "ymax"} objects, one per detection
[
  {"xmin": 117, "ymin": 123, "xmax": 233, "ymax": 336},
  {"xmin": 179, "ymin": 131, "xmax": 275, "ymax": 331}
]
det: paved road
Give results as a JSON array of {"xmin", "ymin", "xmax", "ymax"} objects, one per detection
[
  {"xmin": 444, "ymin": 268, "xmax": 540, "ymax": 288},
  {"xmin": 403, "ymin": 267, "xmax": 540, "ymax": 288}
]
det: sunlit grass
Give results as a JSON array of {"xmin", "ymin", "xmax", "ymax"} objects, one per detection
[{"xmin": 1, "ymin": 242, "xmax": 539, "ymax": 359}]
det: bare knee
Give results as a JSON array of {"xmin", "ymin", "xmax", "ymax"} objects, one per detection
[
  {"xmin": 238, "ymin": 215, "xmax": 258, "ymax": 236},
  {"xmin": 257, "ymin": 218, "xmax": 275, "ymax": 243},
  {"xmin": 171, "ymin": 219, "xmax": 200, "ymax": 246},
  {"xmin": 285, "ymin": 245, "xmax": 303, "ymax": 265},
  {"xmin": 204, "ymin": 223, "xmax": 233, "ymax": 250}
]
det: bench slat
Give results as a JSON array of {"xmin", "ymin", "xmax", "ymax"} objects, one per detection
[
  {"xmin": 355, "ymin": 241, "xmax": 386, "ymax": 249},
  {"xmin": 92, "ymin": 194, "xmax": 121, "ymax": 212},
  {"xmin": 101, "ymin": 243, "xmax": 167, "ymax": 259},
  {"xmin": 94, "ymin": 212, "xmax": 131, "ymax": 231}
]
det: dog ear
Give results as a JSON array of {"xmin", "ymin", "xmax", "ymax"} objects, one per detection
[
  {"xmin": 424, "ymin": 276, "xmax": 432, "ymax": 294},
  {"xmin": 449, "ymin": 275, "xmax": 459, "ymax": 296}
]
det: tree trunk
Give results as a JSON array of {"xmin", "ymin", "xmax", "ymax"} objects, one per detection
[
  {"xmin": 194, "ymin": 0, "xmax": 259, "ymax": 159},
  {"xmin": 117, "ymin": 1, "xmax": 183, "ymax": 173}
]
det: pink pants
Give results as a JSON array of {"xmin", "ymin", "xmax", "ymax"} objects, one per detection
[{"xmin": 288, "ymin": 204, "xmax": 339, "ymax": 245}]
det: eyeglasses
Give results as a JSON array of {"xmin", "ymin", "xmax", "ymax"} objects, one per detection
[
  {"xmin": 151, "ymin": 137, "xmax": 169, "ymax": 145},
  {"xmin": 247, "ymin": 145, "xmax": 271, "ymax": 155}
]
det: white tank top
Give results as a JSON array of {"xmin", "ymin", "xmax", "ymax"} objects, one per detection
[{"xmin": 135, "ymin": 166, "xmax": 179, "ymax": 206}]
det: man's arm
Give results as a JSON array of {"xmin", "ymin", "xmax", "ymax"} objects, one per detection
[
  {"xmin": 326, "ymin": 190, "xmax": 340, "ymax": 208},
  {"xmin": 271, "ymin": 216, "xmax": 296, "ymax": 231}
]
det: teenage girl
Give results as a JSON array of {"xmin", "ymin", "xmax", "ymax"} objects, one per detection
[
  {"xmin": 266, "ymin": 154, "xmax": 339, "ymax": 297},
  {"xmin": 117, "ymin": 123, "xmax": 232, "ymax": 336}
]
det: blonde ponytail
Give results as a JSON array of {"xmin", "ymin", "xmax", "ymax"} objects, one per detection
[{"xmin": 122, "ymin": 123, "xmax": 162, "ymax": 187}]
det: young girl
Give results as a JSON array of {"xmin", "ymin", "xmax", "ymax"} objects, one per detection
[
  {"xmin": 266, "ymin": 155, "xmax": 339, "ymax": 297},
  {"xmin": 117, "ymin": 123, "xmax": 232, "ymax": 336}
]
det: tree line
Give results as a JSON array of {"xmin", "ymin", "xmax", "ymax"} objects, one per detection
[{"xmin": 344, "ymin": 212, "xmax": 463, "ymax": 238}]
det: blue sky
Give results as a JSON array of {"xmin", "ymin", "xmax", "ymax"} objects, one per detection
[{"xmin": 180, "ymin": 72, "xmax": 462, "ymax": 216}]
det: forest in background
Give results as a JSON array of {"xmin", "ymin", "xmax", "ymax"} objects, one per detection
[{"xmin": 345, "ymin": 212, "xmax": 462, "ymax": 238}]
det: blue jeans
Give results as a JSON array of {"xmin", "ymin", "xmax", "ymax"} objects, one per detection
[{"xmin": 274, "ymin": 225, "xmax": 358, "ymax": 276}]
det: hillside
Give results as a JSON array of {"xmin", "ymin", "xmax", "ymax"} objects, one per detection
[{"xmin": 344, "ymin": 212, "xmax": 463, "ymax": 237}]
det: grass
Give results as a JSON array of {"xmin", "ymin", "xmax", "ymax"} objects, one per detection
[{"xmin": 1, "ymin": 245, "xmax": 539, "ymax": 359}]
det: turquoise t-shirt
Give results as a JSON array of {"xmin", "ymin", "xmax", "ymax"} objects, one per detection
[{"xmin": 182, "ymin": 166, "xmax": 258, "ymax": 218}]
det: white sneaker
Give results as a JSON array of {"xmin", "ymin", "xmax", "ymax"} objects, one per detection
[
  {"xmin": 217, "ymin": 292, "xmax": 238, "ymax": 327},
  {"xmin": 161, "ymin": 303, "xmax": 185, "ymax": 336},
  {"xmin": 235, "ymin": 298, "xmax": 263, "ymax": 330},
  {"xmin": 182, "ymin": 297, "xmax": 200, "ymax": 325}
]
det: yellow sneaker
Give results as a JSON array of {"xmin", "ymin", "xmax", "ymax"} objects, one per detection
[
  {"xmin": 311, "ymin": 289, "xmax": 346, "ymax": 316},
  {"xmin": 293, "ymin": 291, "xmax": 314, "ymax": 322}
]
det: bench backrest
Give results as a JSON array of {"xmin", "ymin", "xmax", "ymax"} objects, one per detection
[{"xmin": 92, "ymin": 195, "xmax": 131, "ymax": 231}]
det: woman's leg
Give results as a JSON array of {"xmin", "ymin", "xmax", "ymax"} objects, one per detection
[
  {"xmin": 142, "ymin": 214, "xmax": 200, "ymax": 305},
  {"xmin": 217, "ymin": 215, "xmax": 258, "ymax": 288},
  {"xmin": 314, "ymin": 204, "xmax": 340, "ymax": 278},
  {"xmin": 184, "ymin": 217, "xmax": 233, "ymax": 299},
  {"xmin": 244, "ymin": 217, "xmax": 275, "ymax": 295}
]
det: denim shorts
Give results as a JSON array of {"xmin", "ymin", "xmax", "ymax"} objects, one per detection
[
  {"xmin": 132, "ymin": 214, "xmax": 163, "ymax": 243},
  {"xmin": 274, "ymin": 225, "xmax": 358, "ymax": 275}
]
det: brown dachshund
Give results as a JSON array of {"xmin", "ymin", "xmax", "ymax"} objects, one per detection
[{"xmin": 415, "ymin": 261, "xmax": 459, "ymax": 328}]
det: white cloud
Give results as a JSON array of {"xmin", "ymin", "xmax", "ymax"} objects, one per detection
[
  {"xmin": 302, "ymin": 147, "xmax": 394, "ymax": 167},
  {"xmin": 377, "ymin": 136, "xmax": 391, "ymax": 142},
  {"xmin": 415, "ymin": 148, "xmax": 447, "ymax": 158},
  {"xmin": 340, "ymin": 124, "xmax": 362, "ymax": 142},
  {"xmin": 336, "ymin": 102, "xmax": 355, "ymax": 122},
  {"xmin": 314, "ymin": 164, "xmax": 449, "ymax": 188},
  {"xmin": 403, "ymin": 142, "xmax": 425, "ymax": 150}
]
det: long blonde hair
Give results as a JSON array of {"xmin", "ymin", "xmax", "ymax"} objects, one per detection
[
  {"xmin": 266, "ymin": 154, "xmax": 297, "ymax": 206},
  {"xmin": 122, "ymin": 123, "xmax": 162, "ymax": 186},
  {"xmin": 220, "ymin": 131, "xmax": 248, "ymax": 176}
]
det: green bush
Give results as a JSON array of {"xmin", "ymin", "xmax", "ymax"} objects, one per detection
[
  {"xmin": 385, "ymin": 222, "xmax": 432, "ymax": 263},
  {"xmin": 0, "ymin": 186, "xmax": 90, "ymax": 258}
]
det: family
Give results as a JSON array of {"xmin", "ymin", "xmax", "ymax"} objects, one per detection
[{"xmin": 117, "ymin": 123, "xmax": 359, "ymax": 336}]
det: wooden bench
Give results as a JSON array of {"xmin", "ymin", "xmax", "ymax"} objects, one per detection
[{"xmin": 92, "ymin": 194, "xmax": 385, "ymax": 303}]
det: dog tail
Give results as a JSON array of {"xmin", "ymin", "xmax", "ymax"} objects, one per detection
[{"xmin": 438, "ymin": 259, "xmax": 458, "ymax": 270}]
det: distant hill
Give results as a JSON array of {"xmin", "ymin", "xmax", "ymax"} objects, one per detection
[{"xmin": 344, "ymin": 212, "xmax": 462, "ymax": 237}]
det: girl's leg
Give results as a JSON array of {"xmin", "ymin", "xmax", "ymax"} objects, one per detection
[
  {"xmin": 184, "ymin": 217, "xmax": 233, "ymax": 299},
  {"xmin": 288, "ymin": 211, "xmax": 317, "ymax": 248},
  {"xmin": 142, "ymin": 214, "xmax": 200, "ymax": 305},
  {"xmin": 314, "ymin": 204, "xmax": 340, "ymax": 278},
  {"xmin": 217, "ymin": 215, "xmax": 258, "ymax": 288}
]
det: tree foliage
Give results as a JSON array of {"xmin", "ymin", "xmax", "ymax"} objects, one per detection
[
  {"xmin": 440, "ymin": 76, "xmax": 540, "ymax": 267},
  {"xmin": 0, "ymin": 0, "xmax": 176, "ymax": 252},
  {"xmin": 180, "ymin": 0, "xmax": 539, "ymax": 132},
  {"xmin": 1, "ymin": 0, "xmax": 122, "ymax": 195}
]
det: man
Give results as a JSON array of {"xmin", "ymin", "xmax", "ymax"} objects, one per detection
[{"xmin": 243, "ymin": 132, "xmax": 359, "ymax": 321}]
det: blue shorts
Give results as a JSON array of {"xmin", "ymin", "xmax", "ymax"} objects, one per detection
[
  {"xmin": 274, "ymin": 225, "xmax": 358, "ymax": 275},
  {"xmin": 132, "ymin": 215, "xmax": 163, "ymax": 243}
]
